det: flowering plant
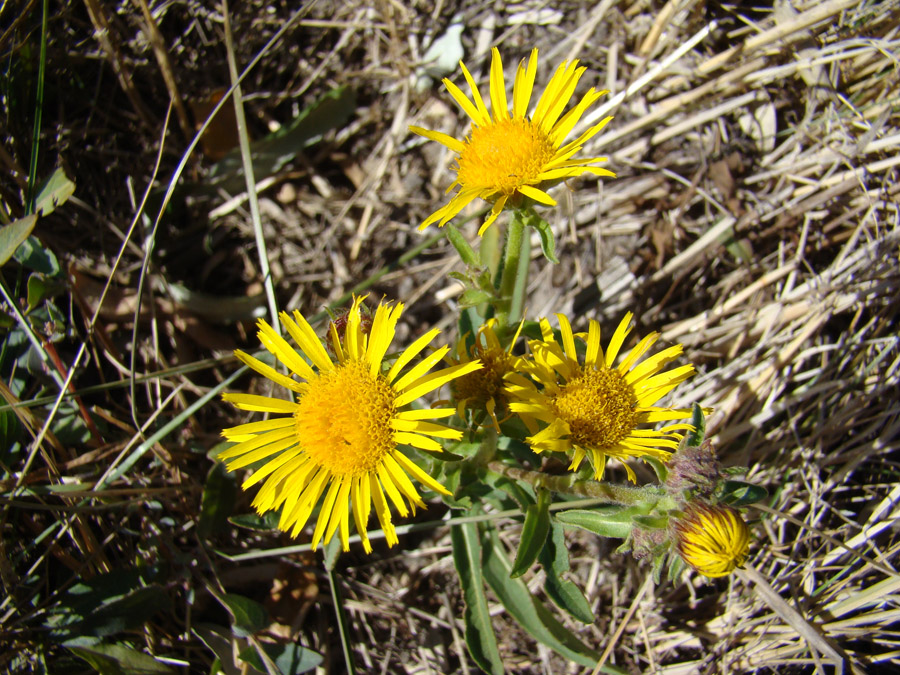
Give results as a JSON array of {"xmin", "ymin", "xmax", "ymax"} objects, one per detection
[{"xmin": 215, "ymin": 47, "xmax": 765, "ymax": 672}]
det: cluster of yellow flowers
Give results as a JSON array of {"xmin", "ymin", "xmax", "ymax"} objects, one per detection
[{"xmin": 218, "ymin": 48, "xmax": 751, "ymax": 579}]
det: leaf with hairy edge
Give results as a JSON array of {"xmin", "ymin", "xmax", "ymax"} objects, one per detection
[
  {"xmin": 539, "ymin": 520, "xmax": 593, "ymax": 623},
  {"xmin": 480, "ymin": 528, "xmax": 623, "ymax": 671},
  {"xmin": 556, "ymin": 504, "xmax": 653, "ymax": 539},
  {"xmin": 510, "ymin": 488, "xmax": 550, "ymax": 578},
  {"xmin": 451, "ymin": 520, "xmax": 503, "ymax": 675}
]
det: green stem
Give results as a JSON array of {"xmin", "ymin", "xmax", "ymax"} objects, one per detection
[
  {"xmin": 486, "ymin": 461, "xmax": 665, "ymax": 505},
  {"xmin": 495, "ymin": 210, "xmax": 527, "ymax": 328}
]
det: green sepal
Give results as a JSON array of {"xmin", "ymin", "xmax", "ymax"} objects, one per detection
[
  {"xmin": 510, "ymin": 488, "xmax": 551, "ymax": 578},
  {"xmin": 717, "ymin": 480, "xmax": 768, "ymax": 507}
]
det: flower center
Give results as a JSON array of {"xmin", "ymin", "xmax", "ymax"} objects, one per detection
[
  {"xmin": 457, "ymin": 118, "xmax": 555, "ymax": 195},
  {"xmin": 452, "ymin": 348, "xmax": 513, "ymax": 410},
  {"xmin": 295, "ymin": 360, "xmax": 396, "ymax": 476},
  {"xmin": 550, "ymin": 367, "xmax": 638, "ymax": 449}
]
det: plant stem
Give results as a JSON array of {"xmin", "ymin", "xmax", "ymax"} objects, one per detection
[
  {"xmin": 495, "ymin": 210, "xmax": 526, "ymax": 328},
  {"xmin": 486, "ymin": 461, "xmax": 663, "ymax": 505}
]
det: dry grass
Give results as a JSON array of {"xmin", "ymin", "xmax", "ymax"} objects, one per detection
[{"xmin": 1, "ymin": 0, "xmax": 898, "ymax": 673}]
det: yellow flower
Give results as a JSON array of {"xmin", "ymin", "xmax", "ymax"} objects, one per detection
[
  {"xmin": 220, "ymin": 296, "xmax": 482, "ymax": 553},
  {"xmin": 673, "ymin": 503, "xmax": 751, "ymax": 577},
  {"xmin": 450, "ymin": 319, "xmax": 525, "ymax": 433},
  {"xmin": 410, "ymin": 47, "xmax": 615, "ymax": 235},
  {"xmin": 506, "ymin": 312, "xmax": 696, "ymax": 482}
]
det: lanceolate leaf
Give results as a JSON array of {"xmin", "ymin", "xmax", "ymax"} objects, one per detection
[
  {"xmin": 480, "ymin": 528, "xmax": 617, "ymax": 670},
  {"xmin": 539, "ymin": 520, "xmax": 593, "ymax": 623},
  {"xmin": 510, "ymin": 488, "xmax": 550, "ymax": 578},
  {"xmin": 451, "ymin": 520, "xmax": 503, "ymax": 675},
  {"xmin": 0, "ymin": 215, "xmax": 37, "ymax": 268},
  {"xmin": 556, "ymin": 504, "xmax": 653, "ymax": 539}
]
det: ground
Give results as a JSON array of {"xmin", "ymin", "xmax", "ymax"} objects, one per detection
[{"xmin": 1, "ymin": 1, "xmax": 898, "ymax": 673}]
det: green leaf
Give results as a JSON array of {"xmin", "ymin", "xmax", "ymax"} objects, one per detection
[
  {"xmin": 26, "ymin": 272, "xmax": 63, "ymax": 311},
  {"xmin": 13, "ymin": 234, "xmax": 59, "ymax": 275},
  {"xmin": 0, "ymin": 214, "xmax": 37, "ymax": 267},
  {"xmin": 539, "ymin": 521, "xmax": 593, "ymax": 623},
  {"xmin": 480, "ymin": 528, "xmax": 609, "ymax": 669},
  {"xmin": 222, "ymin": 594, "xmax": 269, "ymax": 638},
  {"xmin": 193, "ymin": 624, "xmax": 245, "ymax": 675},
  {"xmin": 68, "ymin": 643, "xmax": 172, "ymax": 674},
  {"xmin": 510, "ymin": 488, "xmax": 551, "ymax": 578},
  {"xmin": 632, "ymin": 514, "xmax": 669, "ymax": 530},
  {"xmin": 51, "ymin": 571, "xmax": 168, "ymax": 642},
  {"xmin": 198, "ymin": 462, "xmax": 238, "ymax": 539},
  {"xmin": 207, "ymin": 87, "xmax": 356, "ymax": 194},
  {"xmin": 229, "ymin": 511, "xmax": 280, "ymax": 531},
  {"xmin": 556, "ymin": 505, "xmax": 652, "ymax": 539},
  {"xmin": 686, "ymin": 403, "xmax": 706, "ymax": 447},
  {"xmin": 459, "ymin": 288, "xmax": 494, "ymax": 308},
  {"xmin": 0, "ymin": 407, "xmax": 22, "ymax": 463},
  {"xmin": 445, "ymin": 224, "xmax": 479, "ymax": 266},
  {"xmin": 526, "ymin": 213, "xmax": 559, "ymax": 264},
  {"xmin": 239, "ymin": 642, "xmax": 323, "ymax": 675},
  {"xmin": 643, "ymin": 456, "xmax": 668, "ymax": 483},
  {"xmin": 667, "ymin": 552, "xmax": 686, "ymax": 582},
  {"xmin": 451, "ymin": 520, "xmax": 503, "ymax": 675},
  {"xmin": 34, "ymin": 167, "xmax": 75, "ymax": 216},
  {"xmin": 718, "ymin": 480, "xmax": 768, "ymax": 507}
]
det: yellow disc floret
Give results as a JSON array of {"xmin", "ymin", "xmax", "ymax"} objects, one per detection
[
  {"xmin": 296, "ymin": 360, "xmax": 396, "ymax": 477},
  {"xmin": 550, "ymin": 367, "xmax": 638, "ymax": 451},
  {"xmin": 457, "ymin": 118, "xmax": 556, "ymax": 196}
]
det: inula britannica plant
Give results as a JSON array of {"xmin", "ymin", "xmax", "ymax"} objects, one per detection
[{"xmin": 216, "ymin": 46, "xmax": 764, "ymax": 671}]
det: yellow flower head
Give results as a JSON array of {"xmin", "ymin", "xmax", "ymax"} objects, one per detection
[
  {"xmin": 450, "ymin": 319, "xmax": 525, "ymax": 433},
  {"xmin": 411, "ymin": 47, "xmax": 615, "ymax": 235},
  {"xmin": 673, "ymin": 503, "xmax": 751, "ymax": 578},
  {"xmin": 506, "ymin": 313, "xmax": 696, "ymax": 482},
  {"xmin": 219, "ymin": 296, "xmax": 482, "ymax": 553}
]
